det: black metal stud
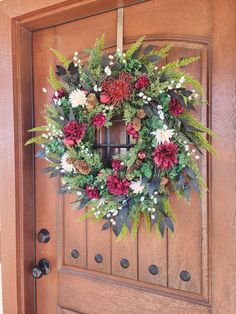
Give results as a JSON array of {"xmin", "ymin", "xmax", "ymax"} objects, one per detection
[
  {"xmin": 95, "ymin": 254, "xmax": 103, "ymax": 263},
  {"xmin": 180, "ymin": 270, "xmax": 191, "ymax": 281},
  {"xmin": 148, "ymin": 264, "xmax": 159, "ymax": 275},
  {"xmin": 71, "ymin": 249, "xmax": 79, "ymax": 259},
  {"xmin": 120, "ymin": 258, "xmax": 129, "ymax": 269}
]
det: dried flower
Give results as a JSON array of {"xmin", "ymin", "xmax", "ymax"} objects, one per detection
[
  {"xmin": 152, "ymin": 141, "xmax": 179, "ymax": 170},
  {"xmin": 138, "ymin": 151, "xmax": 146, "ymax": 160},
  {"xmin": 151, "ymin": 128, "xmax": 174, "ymax": 144},
  {"xmin": 61, "ymin": 153, "xmax": 75, "ymax": 172},
  {"xmin": 135, "ymin": 75, "xmax": 150, "ymax": 89},
  {"xmin": 111, "ymin": 159, "xmax": 124, "ymax": 171},
  {"xmin": 99, "ymin": 92, "xmax": 111, "ymax": 104},
  {"xmin": 92, "ymin": 113, "xmax": 106, "ymax": 127},
  {"xmin": 86, "ymin": 185, "xmax": 100, "ymax": 199},
  {"xmin": 63, "ymin": 121, "xmax": 86, "ymax": 146},
  {"xmin": 69, "ymin": 89, "xmax": 87, "ymax": 108},
  {"xmin": 107, "ymin": 174, "xmax": 130, "ymax": 196},
  {"xmin": 130, "ymin": 180, "xmax": 145, "ymax": 194},
  {"xmin": 102, "ymin": 72, "xmax": 132, "ymax": 106},
  {"xmin": 168, "ymin": 97, "xmax": 184, "ymax": 116}
]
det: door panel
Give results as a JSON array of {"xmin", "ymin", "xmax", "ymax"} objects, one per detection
[{"xmin": 33, "ymin": 1, "xmax": 211, "ymax": 313}]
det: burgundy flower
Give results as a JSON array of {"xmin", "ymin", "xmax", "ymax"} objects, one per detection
[
  {"xmin": 100, "ymin": 93, "xmax": 111, "ymax": 104},
  {"xmin": 63, "ymin": 121, "xmax": 86, "ymax": 146},
  {"xmin": 138, "ymin": 150, "xmax": 146, "ymax": 160},
  {"xmin": 86, "ymin": 185, "xmax": 100, "ymax": 199},
  {"xmin": 152, "ymin": 141, "xmax": 179, "ymax": 170},
  {"xmin": 112, "ymin": 159, "xmax": 124, "ymax": 171},
  {"xmin": 168, "ymin": 97, "xmax": 184, "ymax": 116},
  {"xmin": 52, "ymin": 88, "xmax": 65, "ymax": 102},
  {"xmin": 127, "ymin": 123, "xmax": 139, "ymax": 140},
  {"xmin": 92, "ymin": 113, "xmax": 106, "ymax": 127},
  {"xmin": 102, "ymin": 72, "xmax": 132, "ymax": 106},
  {"xmin": 135, "ymin": 75, "xmax": 150, "ymax": 89},
  {"xmin": 107, "ymin": 174, "xmax": 130, "ymax": 196}
]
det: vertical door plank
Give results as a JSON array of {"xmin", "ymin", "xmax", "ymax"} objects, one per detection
[
  {"xmin": 64, "ymin": 194, "xmax": 87, "ymax": 268},
  {"xmin": 55, "ymin": 11, "xmax": 117, "ymax": 275},
  {"xmin": 138, "ymin": 217, "xmax": 167, "ymax": 286},
  {"xmin": 138, "ymin": 52, "xmax": 168, "ymax": 287},
  {"xmin": 167, "ymin": 47, "xmax": 204, "ymax": 294},
  {"xmin": 112, "ymin": 234, "xmax": 138, "ymax": 279},
  {"xmin": 33, "ymin": 27, "xmax": 59, "ymax": 314}
]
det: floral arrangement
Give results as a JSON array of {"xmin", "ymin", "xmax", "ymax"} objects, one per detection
[{"xmin": 26, "ymin": 36, "xmax": 216, "ymax": 239}]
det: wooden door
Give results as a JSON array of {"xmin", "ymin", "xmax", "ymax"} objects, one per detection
[{"xmin": 32, "ymin": 1, "xmax": 219, "ymax": 313}]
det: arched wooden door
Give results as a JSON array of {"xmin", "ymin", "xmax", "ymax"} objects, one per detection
[{"xmin": 30, "ymin": 1, "xmax": 228, "ymax": 313}]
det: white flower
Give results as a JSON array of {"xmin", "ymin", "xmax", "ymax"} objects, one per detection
[
  {"xmin": 176, "ymin": 83, "xmax": 182, "ymax": 88},
  {"xmin": 42, "ymin": 87, "xmax": 47, "ymax": 93},
  {"xmin": 61, "ymin": 153, "xmax": 75, "ymax": 172},
  {"xmin": 104, "ymin": 66, "xmax": 111, "ymax": 76},
  {"xmin": 158, "ymin": 110, "xmax": 165, "ymax": 120},
  {"xmin": 130, "ymin": 180, "xmax": 145, "ymax": 194},
  {"xmin": 69, "ymin": 89, "xmax": 87, "ymax": 108},
  {"xmin": 151, "ymin": 128, "xmax": 174, "ymax": 144},
  {"xmin": 179, "ymin": 76, "xmax": 185, "ymax": 84},
  {"xmin": 109, "ymin": 55, "xmax": 114, "ymax": 60},
  {"xmin": 195, "ymin": 155, "xmax": 200, "ymax": 160}
]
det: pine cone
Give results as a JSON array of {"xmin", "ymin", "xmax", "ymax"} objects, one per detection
[
  {"xmin": 74, "ymin": 160, "xmax": 91, "ymax": 175},
  {"xmin": 136, "ymin": 108, "xmax": 146, "ymax": 119},
  {"xmin": 86, "ymin": 93, "xmax": 96, "ymax": 112},
  {"xmin": 126, "ymin": 174, "xmax": 135, "ymax": 181},
  {"xmin": 66, "ymin": 157, "xmax": 75, "ymax": 164},
  {"xmin": 132, "ymin": 117, "xmax": 141, "ymax": 131},
  {"xmin": 127, "ymin": 159, "xmax": 142, "ymax": 174}
]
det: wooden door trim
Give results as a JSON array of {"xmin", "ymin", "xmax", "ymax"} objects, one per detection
[{"xmin": 11, "ymin": 1, "xmax": 148, "ymax": 313}]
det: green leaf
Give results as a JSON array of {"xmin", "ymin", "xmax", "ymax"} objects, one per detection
[
  {"xmin": 48, "ymin": 65, "xmax": 63, "ymax": 90},
  {"xmin": 28, "ymin": 126, "xmax": 47, "ymax": 132},
  {"xmin": 126, "ymin": 36, "xmax": 145, "ymax": 59},
  {"xmin": 25, "ymin": 136, "xmax": 48, "ymax": 146},
  {"xmin": 50, "ymin": 48, "xmax": 70, "ymax": 68}
]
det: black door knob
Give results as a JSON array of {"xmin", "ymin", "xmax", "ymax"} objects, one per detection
[
  {"xmin": 32, "ymin": 259, "xmax": 51, "ymax": 279},
  {"xmin": 37, "ymin": 229, "xmax": 50, "ymax": 243}
]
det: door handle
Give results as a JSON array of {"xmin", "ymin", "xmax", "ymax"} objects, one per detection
[{"xmin": 32, "ymin": 259, "xmax": 51, "ymax": 279}]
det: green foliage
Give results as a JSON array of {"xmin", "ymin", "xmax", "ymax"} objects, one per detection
[
  {"xmin": 161, "ymin": 56, "xmax": 200, "ymax": 72},
  {"xmin": 25, "ymin": 135, "xmax": 48, "ymax": 146},
  {"xmin": 126, "ymin": 36, "xmax": 145, "ymax": 58},
  {"xmin": 85, "ymin": 34, "xmax": 105, "ymax": 72},
  {"xmin": 180, "ymin": 112, "xmax": 217, "ymax": 137},
  {"xmin": 48, "ymin": 65, "xmax": 63, "ymax": 89},
  {"xmin": 50, "ymin": 48, "xmax": 70, "ymax": 67},
  {"xmin": 193, "ymin": 132, "xmax": 217, "ymax": 156}
]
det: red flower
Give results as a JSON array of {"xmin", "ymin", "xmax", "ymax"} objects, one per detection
[
  {"xmin": 107, "ymin": 174, "xmax": 130, "ymax": 196},
  {"xmin": 52, "ymin": 88, "xmax": 65, "ymax": 102},
  {"xmin": 100, "ymin": 93, "xmax": 111, "ymax": 104},
  {"xmin": 101, "ymin": 72, "xmax": 132, "ymax": 106},
  {"xmin": 112, "ymin": 159, "xmax": 124, "ymax": 171},
  {"xmin": 168, "ymin": 97, "xmax": 184, "ymax": 116},
  {"xmin": 152, "ymin": 141, "xmax": 179, "ymax": 170},
  {"xmin": 86, "ymin": 185, "xmax": 100, "ymax": 199},
  {"xmin": 138, "ymin": 151, "xmax": 146, "ymax": 160},
  {"xmin": 127, "ymin": 123, "xmax": 139, "ymax": 140},
  {"xmin": 92, "ymin": 113, "xmax": 106, "ymax": 127},
  {"xmin": 63, "ymin": 121, "xmax": 86, "ymax": 146},
  {"xmin": 135, "ymin": 75, "xmax": 149, "ymax": 89}
]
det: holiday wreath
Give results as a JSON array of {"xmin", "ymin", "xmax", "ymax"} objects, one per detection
[{"xmin": 26, "ymin": 36, "xmax": 216, "ymax": 239}]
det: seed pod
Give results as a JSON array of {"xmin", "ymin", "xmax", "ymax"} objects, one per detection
[
  {"xmin": 132, "ymin": 117, "xmax": 141, "ymax": 131},
  {"xmin": 136, "ymin": 108, "xmax": 146, "ymax": 119},
  {"xmin": 74, "ymin": 160, "xmax": 91, "ymax": 175}
]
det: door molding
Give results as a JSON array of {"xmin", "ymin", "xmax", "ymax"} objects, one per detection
[{"xmin": 12, "ymin": 1, "xmax": 148, "ymax": 312}]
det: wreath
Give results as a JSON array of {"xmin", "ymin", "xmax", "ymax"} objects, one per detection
[{"xmin": 26, "ymin": 36, "xmax": 216, "ymax": 239}]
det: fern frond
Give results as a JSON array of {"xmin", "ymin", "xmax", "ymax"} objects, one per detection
[
  {"xmin": 48, "ymin": 65, "xmax": 63, "ymax": 90},
  {"xmin": 50, "ymin": 48, "xmax": 70, "ymax": 68},
  {"xmin": 117, "ymin": 224, "xmax": 128, "ymax": 241},
  {"xmin": 156, "ymin": 44, "xmax": 173, "ymax": 58},
  {"xmin": 25, "ymin": 135, "xmax": 48, "ymax": 146},
  {"xmin": 193, "ymin": 133, "xmax": 217, "ymax": 156},
  {"xmin": 180, "ymin": 112, "xmax": 217, "ymax": 137},
  {"xmin": 86, "ymin": 34, "xmax": 105, "ymax": 70},
  {"xmin": 131, "ymin": 212, "xmax": 140, "ymax": 240},
  {"xmin": 162, "ymin": 56, "xmax": 200, "ymax": 72},
  {"xmin": 126, "ymin": 36, "xmax": 145, "ymax": 58},
  {"xmin": 167, "ymin": 70, "xmax": 204, "ymax": 95}
]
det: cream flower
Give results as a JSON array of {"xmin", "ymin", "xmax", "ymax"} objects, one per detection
[
  {"xmin": 130, "ymin": 180, "xmax": 145, "ymax": 194},
  {"xmin": 104, "ymin": 66, "xmax": 111, "ymax": 76},
  {"xmin": 61, "ymin": 153, "xmax": 75, "ymax": 172},
  {"xmin": 151, "ymin": 128, "xmax": 174, "ymax": 144},
  {"xmin": 69, "ymin": 89, "xmax": 87, "ymax": 108}
]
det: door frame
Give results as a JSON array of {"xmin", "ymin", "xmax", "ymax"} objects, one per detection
[
  {"xmin": 8, "ymin": 0, "xmax": 236, "ymax": 313},
  {"xmin": 11, "ymin": 1, "xmax": 148, "ymax": 313}
]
